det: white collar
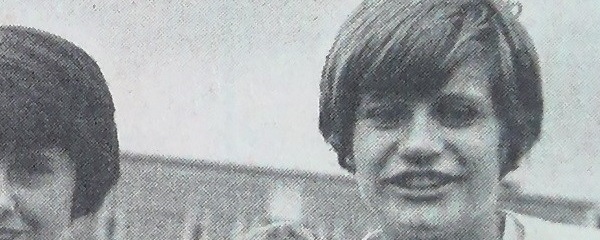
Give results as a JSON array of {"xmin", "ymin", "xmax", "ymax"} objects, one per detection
[
  {"xmin": 361, "ymin": 213, "xmax": 525, "ymax": 240},
  {"xmin": 502, "ymin": 212, "xmax": 526, "ymax": 240}
]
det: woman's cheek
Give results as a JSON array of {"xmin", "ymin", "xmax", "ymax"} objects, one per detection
[
  {"xmin": 448, "ymin": 129, "xmax": 501, "ymax": 210},
  {"xmin": 17, "ymin": 177, "xmax": 75, "ymax": 237},
  {"xmin": 353, "ymin": 122, "xmax": 400, "ymax": 161}
]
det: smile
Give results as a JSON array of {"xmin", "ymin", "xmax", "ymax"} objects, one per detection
[{"xmin": 380, "ymin": 171, "xmax": 465, "ymax": 200}]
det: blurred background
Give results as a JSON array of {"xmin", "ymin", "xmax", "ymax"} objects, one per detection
[{"xmin": 2, "ymin": 0, "xmax": 600, "ymax": 238}]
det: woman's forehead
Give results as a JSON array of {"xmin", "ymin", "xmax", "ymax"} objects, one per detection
[
  {"xmin": 444, "ymin": 56, "xmax": 494, "ymax": 99},
  {"xmin": 0, "ymin": 144, "xmax": 62, "ymax": 155},
  {"xmin": 359, "ymin": 49, "xmax": 496, "ymax": 103},
  {"xmin": 359, "ymin": 72, "xmax": 492, "ymax": 106},
  {"xmin": 0, "ymin": 146, "xmax": 70, "ymax": 165}
]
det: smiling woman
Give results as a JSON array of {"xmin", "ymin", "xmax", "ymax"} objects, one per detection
[
  {"xmin": 0, "ymin": 26, "xmax": 120, "ymax": 239},
  {"xmin": 319, "ymin": 0, "xmax": 600, "ymax": 239}
]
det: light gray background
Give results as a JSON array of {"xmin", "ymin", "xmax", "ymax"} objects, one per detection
[{"xmin": 2, "ymin": 0, "xmax": 599, "ymax": 202}]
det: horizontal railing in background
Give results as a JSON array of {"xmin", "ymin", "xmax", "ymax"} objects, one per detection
[
  {"xmin": 96, "ymin": 197, "xmax": 600, "ymax": 240},
  {"xmin": 100, "ymin": 154, "xmax": 600, "ymax": 239},
  {"xmin": 96, "ymin": 202, "xmax": 366, "ymax": 239}
]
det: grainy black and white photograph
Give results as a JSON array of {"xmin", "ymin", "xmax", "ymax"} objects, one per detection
[{"xmin": 0, "ymin": 0, "xmax": 599, "ymax": 239}]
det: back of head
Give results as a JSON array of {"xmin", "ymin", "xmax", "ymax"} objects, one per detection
[{"xmin": 0, "ymin": 26, "xmax": 120, "ymax": 219}]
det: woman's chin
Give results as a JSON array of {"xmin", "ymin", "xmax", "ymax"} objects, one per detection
[
  {"xmin": 379, "ymin": 215, "xmax": 461, "ymax": 240},
  {"xmin": 382, "ymin": 213, "xmax": 457, "ymax": 236},
  {"xmin": 372, "ymin": 185, "xmax": 470, "ymax": 237}
]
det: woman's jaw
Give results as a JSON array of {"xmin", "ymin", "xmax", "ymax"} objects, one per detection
[
  {"xmin": 355, "ymin": 155, "xmax": 501, "ymax": 238},
  {"xmin": 357, "ymin": 172, "xmax": 502, "ymax": 240}
]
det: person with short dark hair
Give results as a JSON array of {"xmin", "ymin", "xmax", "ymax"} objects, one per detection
[
  {"xmin": 319, "ymin": 0, "xmax": 600, "ymax": 239},
  {"xmin": 0, "ymin": 26, "xmax": 119, "ymax": 239}
]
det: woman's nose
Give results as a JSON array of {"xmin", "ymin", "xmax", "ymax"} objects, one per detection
[{"xmin": 398, "ymin": 109, "xmax": 444, "ymax": 166}]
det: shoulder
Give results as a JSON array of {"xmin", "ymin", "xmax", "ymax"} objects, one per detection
[{"xmin": 506, "ymin": 211, "xmax": 600, "ymax": 240}]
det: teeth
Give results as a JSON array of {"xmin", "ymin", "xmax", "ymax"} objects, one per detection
[
  {"xmin": 383, "ymin": 172, "xmax": 461, "ymax": 190},
  {"xmin": 405, "ymin": 176, "xmax": 440, "ymax": 188},
  {"xmin": 392, "ymin": 175, "xmax": 458, "ymax": 189}
]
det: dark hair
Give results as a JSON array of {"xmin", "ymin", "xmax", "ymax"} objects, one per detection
[
  {"xmin": 0, "ymin": 26, "xmax": 120, "ymax": 218},
  {"xmin": 319, "ymin": 0, "xmax": 543, "ymax": 176}
]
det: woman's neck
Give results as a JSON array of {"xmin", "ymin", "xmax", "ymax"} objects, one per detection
[
  {"xmin": 377, "ymin": 211, "xmax": 505, "ymax": 240},
  {"xmin": 459, "ymin": 211, "xmax": 505, "ymax": 240}
]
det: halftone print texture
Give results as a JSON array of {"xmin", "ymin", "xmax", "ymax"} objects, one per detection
[{"xmin": 1, "ymin": 0, "xmax": 600, "ymax": 239}]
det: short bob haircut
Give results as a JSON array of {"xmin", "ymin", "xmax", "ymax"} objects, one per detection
[
  {"xmin": 320, "ymin": 0, "xmax": 543, "ymax": 176},
  {"xmin": 0, "ymin": 26, "xmax": 120, "ymax": 219}
]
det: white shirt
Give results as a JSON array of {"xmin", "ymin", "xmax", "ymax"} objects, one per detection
[
  {"xmin": 363, "ymin": 211, "xmax": 600, "ymax": 240},
  {"xmin": 503, "ymin": 211, "xmax": 600, "ymax": 240}
]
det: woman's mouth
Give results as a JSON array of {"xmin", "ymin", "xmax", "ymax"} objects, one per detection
[{"xmin": 379, "ymin": 170, "xmax": 465, "ymax": 201}]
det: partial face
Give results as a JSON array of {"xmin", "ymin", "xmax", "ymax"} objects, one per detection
[
  {"xmin": 0, "ymin": 147, "xmax": 75, "ymax": 240},
  {"xmin": 352, "ymin": 57, "xmax": 503, "ymax": 239}
]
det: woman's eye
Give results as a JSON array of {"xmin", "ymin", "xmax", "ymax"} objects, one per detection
[
  {"xmin": 16, "ymin": 163, "xmax": 52, "ymax": 175},
  {"xmin": 434, "ymin": 98, "xmax": 481, "ymax": 128},
  {"xmin": 363, "ymin": 105, "xmax": 412, "ymax": 129},
  {"xmin": 7, "ymin": 154, "xmax": 53, "ymax": 187}
]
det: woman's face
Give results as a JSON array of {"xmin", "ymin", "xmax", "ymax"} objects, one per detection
[
  {"xmin": 352, "ymin": 57, "xmax": 503, "ymax": 239},
  {"xmin": 0, "ymin": 147, "xmax": 75, "ymax": 240}
]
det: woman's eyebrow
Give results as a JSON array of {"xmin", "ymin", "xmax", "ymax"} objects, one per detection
[
  {"xmin": 15, "ymin": 147, "xmax": 62, "ymax": 162},
  {"xmin": 359, "ymin": 100, "xmax": 412, "ymax": 114},
  {"xmin": 360, "ymin": 93, "xmax": 411, "ymax": 105},
  {"xmin": 437, "ymin": 92, "xmax": 489, "ymax": 109}
]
